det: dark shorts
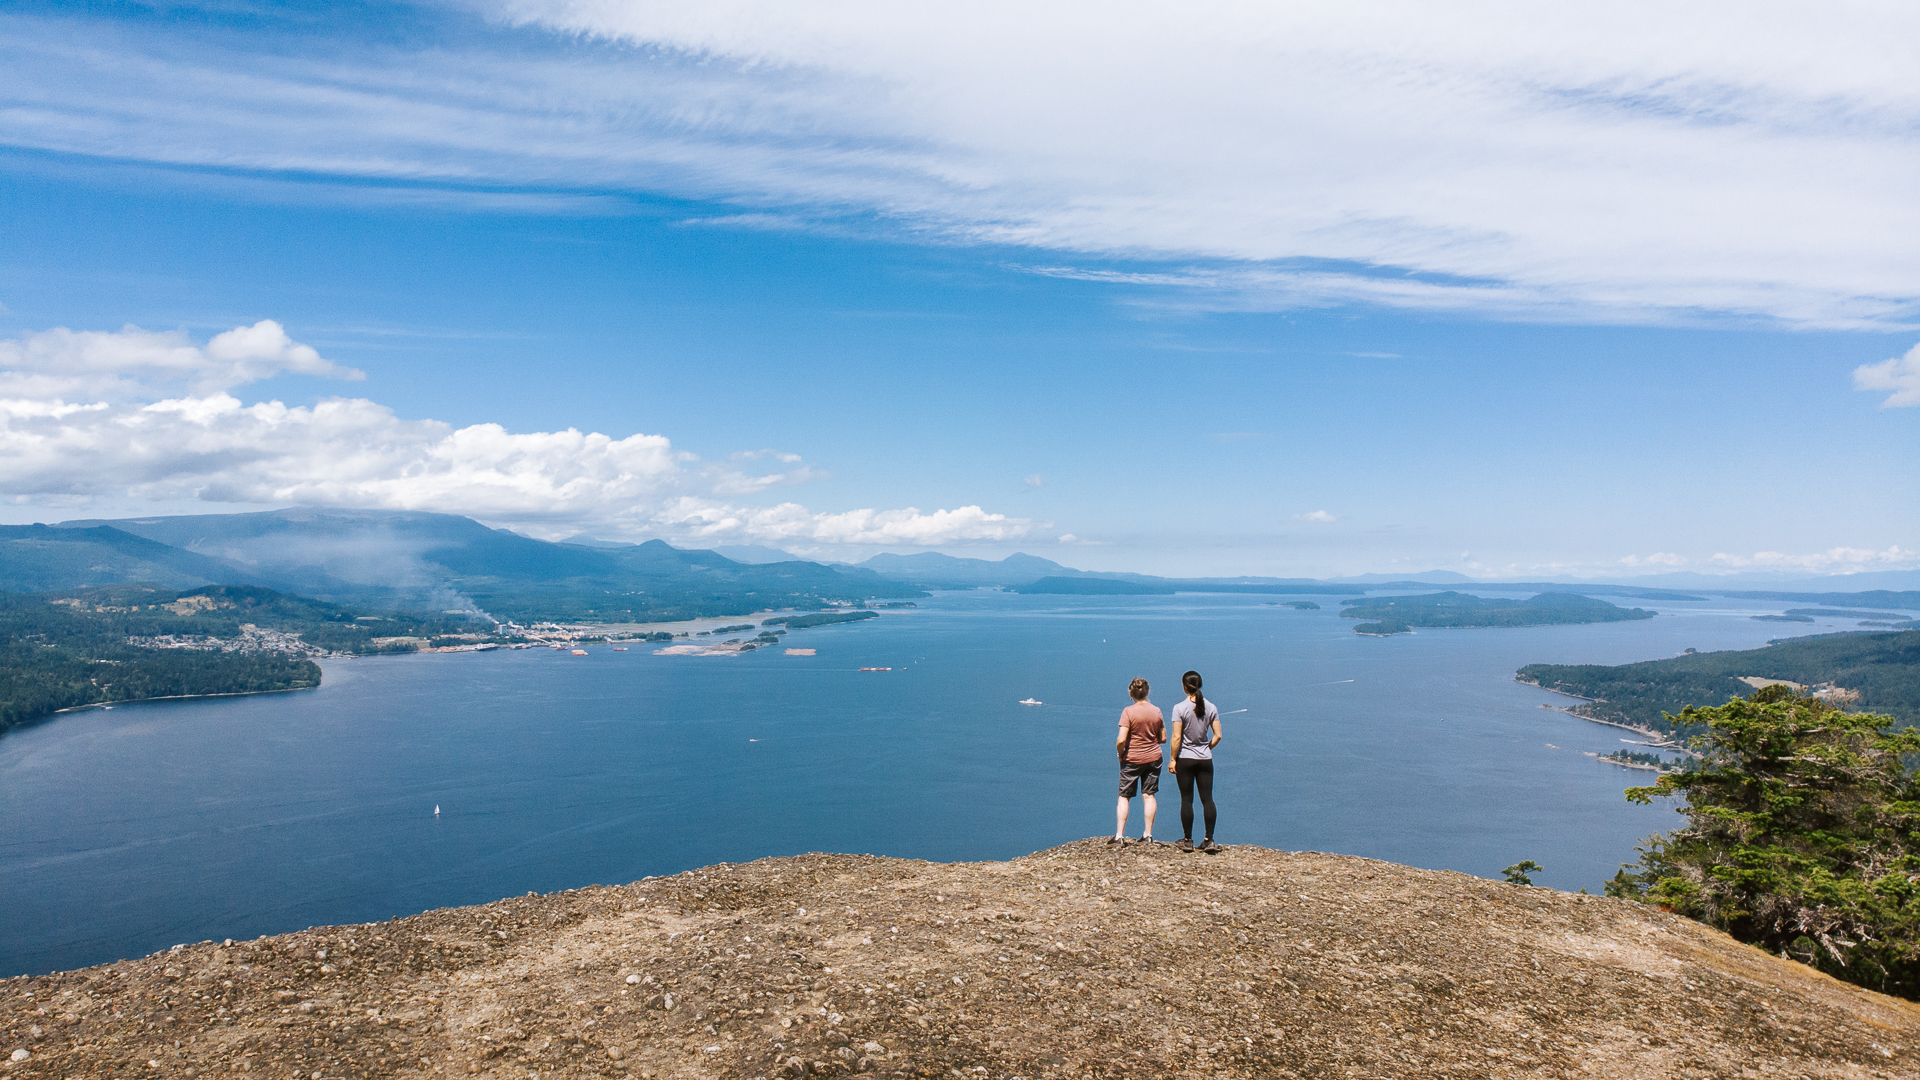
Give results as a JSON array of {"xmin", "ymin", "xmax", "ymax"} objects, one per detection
[{"xmin": 1119, "ymin": 758, "xmax": 1161, "ymax": 797}]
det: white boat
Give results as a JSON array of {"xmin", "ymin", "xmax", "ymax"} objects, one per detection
[
  {"xmin": 433, "ymin": 805, "xmax": 440, "ymax": 816},
  {"xmin": 1019, "ymin": 698, "xmax": 1043, "ymax": 706}
]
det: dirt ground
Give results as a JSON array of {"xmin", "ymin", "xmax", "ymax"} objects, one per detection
[{"xmin": 5, "ymin": 840, "xmax": 1917, "ymax": 1079}]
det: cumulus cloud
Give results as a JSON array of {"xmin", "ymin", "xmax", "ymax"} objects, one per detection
[
  {"xmin": 1709, "ymin": 546, "xmax": 1916, "ymax": 572},
  {"xmin": 5, "ymin": 4, "xmax": 1919, "ymax": 325},
  {"xmin": 0, "ymin": 320, "xmax": 363, "ymax": 402},
  {"xmin": 1294, "ymin": 510, "xmax": 1338, "ymax": 523},
  {"xmin": 1854, "ymin": 343, "xmax": 1920, "ymax": 407},
  {"xmin": 0, "ymin": 322, "xmax": 1034, "ymax": 547}
]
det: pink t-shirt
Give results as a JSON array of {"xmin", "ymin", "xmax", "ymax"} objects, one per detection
[{"xmin": 1120, "ymin": 702, "xmax": 1165, "ymax": 764}]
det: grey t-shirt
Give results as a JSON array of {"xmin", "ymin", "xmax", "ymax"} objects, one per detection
[{"xmin": 1172, "ymin": 699, "xmax": 1218, "ymax": 759}]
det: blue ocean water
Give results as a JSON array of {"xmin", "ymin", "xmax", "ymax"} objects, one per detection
[{"xmin": 0, "ymin": 590, "xmax": 1848, "ymax": 975}]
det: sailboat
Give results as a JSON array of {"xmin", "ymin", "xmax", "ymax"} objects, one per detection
[
  {"xmin": 1019, "ymin": 698, "xmax": 1042, "ymax": 706},
  {"xmin": 433, "ymin": 805, "xmax": 441, "ymax": 817}
]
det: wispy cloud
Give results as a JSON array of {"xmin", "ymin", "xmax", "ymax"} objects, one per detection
[
  {"xmin": 1021, "ymin": 473, "xmax": 1047, "ymax": 488},
  {"xmin": 0, "ymin": 321, "xmax": 1034, "ymax": 548},
  {"xmin": 1294, "ymin": 510, "xmax": 1338, "ymax": 523},
  {"xmin": 2, "ymin": 5, "xmax": 1917, "ymax": 325},
  {"xmin": 1854, "ymin": 343, "xmax": 1920, "ymax": 407}
]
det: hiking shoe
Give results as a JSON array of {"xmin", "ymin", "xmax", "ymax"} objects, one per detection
[
  {"xmin": 1175, "ymin": 838, "xmax": 1195, "ymax": 852},
  {"xmin": 1139, "ymin": 837, "xmax": 1155, "ymax": 846},
  {"xmin": 1107, "ymin": 836, "xmax": 1124, "ymax": 846},
  {"xmin": 1201, "ymin": 838, "xmax": 1219, "ymax": 852}
]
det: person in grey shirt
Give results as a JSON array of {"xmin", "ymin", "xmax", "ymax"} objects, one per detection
[{"xmin": 1170, "ymin": 669, "xmax": 1222, "ymax": 851}]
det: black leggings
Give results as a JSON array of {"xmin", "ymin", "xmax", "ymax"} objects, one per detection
[{"xmin": 1174, "ymin": 758, "xmax": 1216, "ymax": 841}]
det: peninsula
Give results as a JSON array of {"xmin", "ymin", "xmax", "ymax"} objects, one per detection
[
  {"xmin": 4, "ymin": 841, "xmax": 1913, "ymax": 1079},
  {"xmin": 1517, "ymin": 629, "xmax": 1920, "ymax": 737},
  {"xmin": 0, "ymin": 585, "xmax": 489, "ymax": 735}
]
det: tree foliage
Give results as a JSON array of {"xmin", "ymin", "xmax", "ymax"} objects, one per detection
[
  {"xmin": 1608, "ymin": 685, "xmax": 1920, "ymax": 998},
  {"xmin": 1502, "ymin": 861, "xmax": 1542, "ymax": 886}
]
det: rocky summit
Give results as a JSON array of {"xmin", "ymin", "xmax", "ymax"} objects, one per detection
[{"xmin": 4, "ymin": 840, "xmax": 1917, "ymax": 1079}]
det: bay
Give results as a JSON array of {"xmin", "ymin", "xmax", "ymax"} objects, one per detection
[{"xmin": 0, "ymin": 590, "xmax": 1841, "ymax": 976}]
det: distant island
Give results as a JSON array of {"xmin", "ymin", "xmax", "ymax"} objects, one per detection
[
  {"xmin": 1516, "ymin": 629, "xmax": 1920, "ymax": 737},
  {"xmin": 1011, "ymin": 577, "xmax": 1172, "ymax": 595},
  {"xmin": 1011, "ymin": 576, "xmax": 1361, "ymax": 596},
  {"xmin": 1273, "ymin": 600, "xmax": 1320, "ymax": 610},
  {"xmin": 761, "ymin": 610, "xmax": 880, "ymax": 630},
  {"xmin": 1339, "ymin": 591, "xmax": 1655, "ymax": 635}
]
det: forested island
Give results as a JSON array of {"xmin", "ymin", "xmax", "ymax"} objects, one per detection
[
  {"xmin": 1517, "ymin": 629, "xmax": 1920, "ymax": 737},
  {"xmin": 0, "ymin": 585, "xmax": 488, "ymax": 734},
  {"xmin": 761, "ymin": 610, "xmax": 880, "ymax": 630},
  {"xmin": 1340, "ymin": 591, "xmax": 1655, "ymax": 635}
]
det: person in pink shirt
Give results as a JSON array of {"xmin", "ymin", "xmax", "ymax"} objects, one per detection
[{"xmin": 1112, "ymin": 677, "xmax": 1167, "ymax": 845}]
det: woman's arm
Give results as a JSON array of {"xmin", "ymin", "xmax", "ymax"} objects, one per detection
[
  {"xmin": 1116, "ymin": 717, "xmax": 1129, "ymax": 761},
  {"xmin": 1210, "ymin": 706, "xmax": 1223, "ymax": 749}
]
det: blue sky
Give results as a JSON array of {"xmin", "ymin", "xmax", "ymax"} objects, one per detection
[{"xmin": 0, "ymin": 2, "xmax": 1915, "ymax": 577}]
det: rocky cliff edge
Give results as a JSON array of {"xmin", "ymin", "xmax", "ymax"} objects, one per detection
[{"xmin": 5, "ymin": 840, "xmax": 1917, "ymax": 1079}]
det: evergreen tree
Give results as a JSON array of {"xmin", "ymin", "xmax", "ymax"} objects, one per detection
[{"xmin": 1610, "ymin": 684, "xmax": 1920, "ymax": 998}]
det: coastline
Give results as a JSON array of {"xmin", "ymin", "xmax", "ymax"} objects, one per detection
[
  {"xmin": 52, "ymin": 685, "xmax": 320, "ymax": 714},
  {"xmin": 1516, "ymin": 676, "xmax": 1687, "ymax": 747},
  {"xmin": 1536, "ymin": 703, "xmax": 1684, "ymax": 746}
]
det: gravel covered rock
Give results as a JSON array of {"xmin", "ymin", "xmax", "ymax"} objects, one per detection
[{"xmin": 3, "ymin": 840, "xmax": 1917, "ymax": 1078}]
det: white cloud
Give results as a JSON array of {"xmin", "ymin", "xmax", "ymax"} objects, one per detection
[
  {"xmin": 0, "ymin": 322, "xmax": 1034, "ymax": 548},
  {"xmin": 1618, "ymin": 552, "xmax": 1686, "ymax": 567},
  {"xmin": 1854, "ymin": 343, "xmax": 1920, "ymax": 407},
  {"xmin": 1709, "ymin": 546, "xmax": 1916, "ymax": 572},
  {"xmin": 1294, "ymin": 510, "xmax": 1338, "ymax": 523},
  {"xmin": 0, "ymin": 320, "xmax": 364, "ymax": 402},
  {"xmin": 5, "ymin": 4, "xmax": 1919, "ymax": 325},
  {"xmin": 1057, "ymin": 533, "xmax": 1106, "ymax": 546},
  {"xmin": 1021, "ymin": 473, "xmax": 1047, "ymax": 488}
]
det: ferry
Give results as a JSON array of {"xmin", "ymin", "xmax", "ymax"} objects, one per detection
[
  {"xmin": 859, "ymin": 666, "xmax": 891, "ymax": 672},
  {"xmin": 1019, "ymin": 698, "xmax": 1042, "ymax": 706},
  {"xmin": 611, "ymin": 647, "xmax": 629, "ymax": 651},
  {"xmin": 571, "ymin": 649, "xmax": 588, "ymax": 656}
]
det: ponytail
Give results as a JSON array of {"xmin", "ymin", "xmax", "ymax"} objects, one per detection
[{"xmin": 1182, "ymin": 670, "xmax": 1205, "ymax": 725}]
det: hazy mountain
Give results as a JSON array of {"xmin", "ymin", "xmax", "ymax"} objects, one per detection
[
  {"xmin": 710, "ymin": 545, "xmax": 808, "ymax": 565},
  {"xmin": 12, "ymin": 508, "xmax": 1917, "ymax": 620},
  {"xmin": 51, "ymin": 509, "xmax": 920, "ymax": 621},
  {"xmin": 858, "ymin": 551, "xmax": 1071, "ymax": 587},
  {"xmin": 0, "ymin": 524, "xmax": 261, "ymax": 592},
  {"xmin": 1329, "ymin": 570, "xmax": 1476, "ymax": 584}
]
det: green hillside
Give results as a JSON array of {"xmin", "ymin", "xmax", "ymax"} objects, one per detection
[{"xmin": 1517, "ymin": 629, "xmax": 1920, "ymax": 736}]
